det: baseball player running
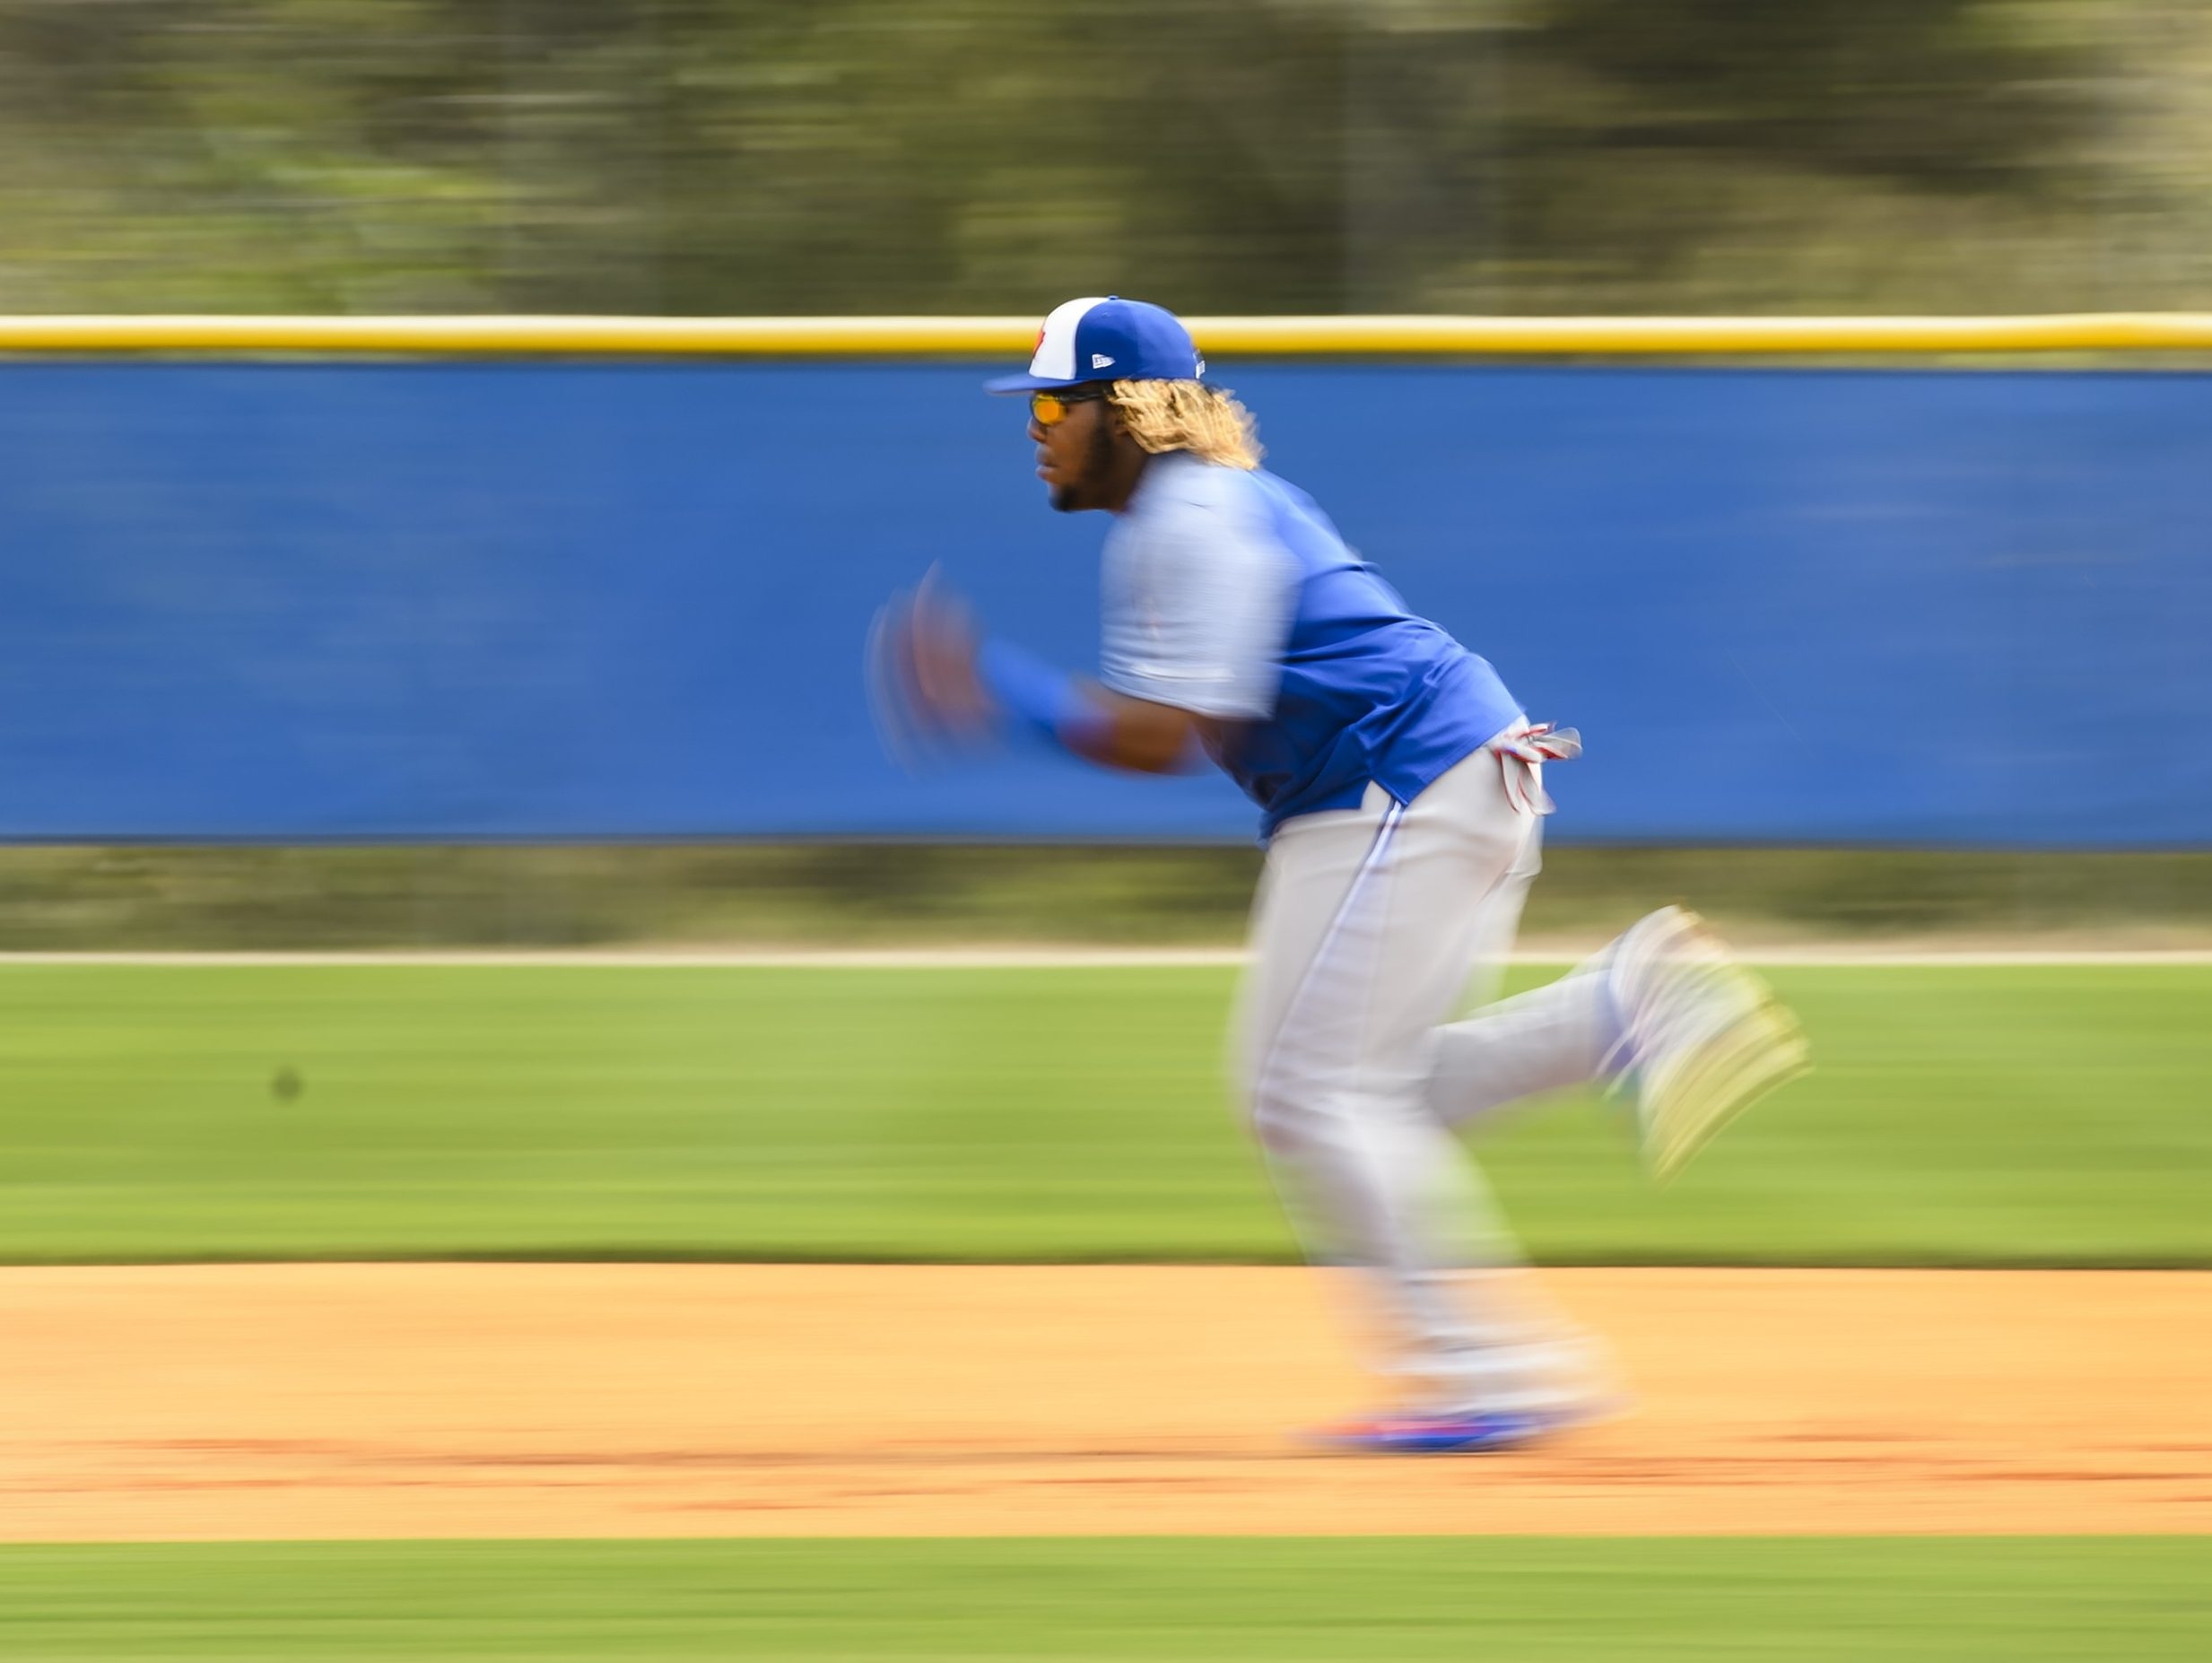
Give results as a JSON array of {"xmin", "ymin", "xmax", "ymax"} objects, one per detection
[{"xmin": 869, "ymin": 296, "xmax": 1808, "ymax": 1452}]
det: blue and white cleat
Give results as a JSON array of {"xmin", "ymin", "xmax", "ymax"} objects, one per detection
[
  {"xmin": 1310, "ymin": 1410, "xmax": 1553, "ymax": 1455},
  {"xmin": 1605, "ymin": 906, "xmax": 1811, "ymax": 1181}
]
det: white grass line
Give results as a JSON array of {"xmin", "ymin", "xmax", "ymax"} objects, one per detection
[{"xmin": 4, "ymin": 946, "xmax": 2212, "ymax": 968}]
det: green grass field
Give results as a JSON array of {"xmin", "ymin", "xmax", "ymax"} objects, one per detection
[
  {"xmin": 1, "ymin": 1537, "xmax": 2204, "ymax": 1660},
  {"xmin": 2, "ymin": 962, "xmax": 2206, "ymax": 1266},
  {"xmin": 4, "ymin": 965, "xmax": 2206, "ymax": 1657}
]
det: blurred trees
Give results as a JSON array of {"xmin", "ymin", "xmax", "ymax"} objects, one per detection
[{"xmin": 0, "ymin": 0, "xmax": 2204, "ymax": 315}]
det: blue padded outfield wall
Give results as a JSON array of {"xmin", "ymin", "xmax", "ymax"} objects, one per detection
[{"xmin": 0, "ymin": 361, "xmax": 2206, "ymax": 845}]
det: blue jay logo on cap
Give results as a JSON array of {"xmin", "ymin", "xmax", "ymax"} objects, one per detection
[{"xmin": 987, "ymin": 297, "xmax": 1204, "ymax": 393}]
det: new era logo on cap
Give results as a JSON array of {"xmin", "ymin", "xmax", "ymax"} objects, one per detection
[{"xmin": 986, "ymin": 296, "xmax": 1205, "ymax": 393}]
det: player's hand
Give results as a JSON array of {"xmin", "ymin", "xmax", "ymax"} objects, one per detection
[
  {"xmin": 865, "ymin": 568, "xmax": 996, "ymax": 769},
  {"xmin": 902, "ymin": 568, "xmax": 994, "ymax": 735}
]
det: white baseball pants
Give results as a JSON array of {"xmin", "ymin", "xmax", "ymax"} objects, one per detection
[{"xmin": 1234, "ymin": 746, "xmax": 1623, "ymax": 1415}]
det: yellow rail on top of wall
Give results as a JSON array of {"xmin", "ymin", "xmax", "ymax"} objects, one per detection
[{"xmin": 0, "ymin": 312, "xmax": 2208, "ymax": 357}]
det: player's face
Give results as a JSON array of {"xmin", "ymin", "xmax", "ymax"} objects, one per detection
[{"xmin": 1029, "ymin": 387, "xmax": 1119, "ymax": 513}]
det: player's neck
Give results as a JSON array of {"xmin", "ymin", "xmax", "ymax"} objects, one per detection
[{"xmin": 1101, "ymin": 447, "xmax": 1156, "ymax": 516}]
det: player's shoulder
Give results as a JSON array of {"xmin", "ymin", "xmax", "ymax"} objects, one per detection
[{"xmin": 1130, "ymin": 451, "xmax": 1276, "ymax": 529}]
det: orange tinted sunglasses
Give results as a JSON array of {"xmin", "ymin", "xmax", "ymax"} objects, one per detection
[{"xmin": 1029, "ymin": 387, "xmax": 1108, "ymax": 428}]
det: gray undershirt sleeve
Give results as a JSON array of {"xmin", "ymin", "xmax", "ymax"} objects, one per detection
[{"xmin": 1099, "ymin": 467, "xmax": 1298, "ymax": 720}]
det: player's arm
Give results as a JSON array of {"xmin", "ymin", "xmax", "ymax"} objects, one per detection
[
  {"xmin": 1065, "ymin": 685, "xmax": 1209, "ymax": 774},
  {"xmin": 876, "ymin": 489, "xmax": 1290, "ymax": 776},
  {"xmin": 996, "ymin": 665, "xmax": 1206, "ymax": 774},
  {"xmin": 889, "ymin": 582, "xmax": 1206, "ymax": 775}
]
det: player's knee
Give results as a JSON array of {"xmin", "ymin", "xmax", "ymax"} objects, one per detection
[{"xmin": 1248, "ymin": 1077, "xmax": 1334, "ymax": 1155}]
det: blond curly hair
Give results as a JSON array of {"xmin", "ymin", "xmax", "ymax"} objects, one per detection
[{"xmin": 1106, "ymin": 379, "xmax": 1263, "ymax": 470}]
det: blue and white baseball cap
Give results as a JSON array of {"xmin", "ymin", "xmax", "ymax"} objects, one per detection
[{"xmin": 986, "ymin": 296, "xmax": 1205, "ymax": 393}]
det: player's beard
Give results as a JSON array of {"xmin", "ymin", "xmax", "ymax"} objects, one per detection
[{"xmin": 1049, "ymin": 416, "xmax": 1119, "ymax": 513}]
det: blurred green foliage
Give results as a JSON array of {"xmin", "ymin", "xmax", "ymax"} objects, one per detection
[
  {"xmin": 1, "ymin": 1, "xmax": 2205, "ymax": 316},
  {"xmin": 2, "ymin": 844, "xmax": 2209, "ymax": 949}
]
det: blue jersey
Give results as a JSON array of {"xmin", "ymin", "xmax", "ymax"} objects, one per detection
[{"xmin": 1099, "ymin": 452, "xmax": 1522, "ymax": 839}]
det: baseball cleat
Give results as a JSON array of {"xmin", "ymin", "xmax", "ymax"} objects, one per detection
[
  {"xmin": 1606, "ymin": 906, "xmax": 1811, "ymax": 1181},
  {"xmin": 1310, "ymin": 1411, "xmax": 1551, "ymax": 1454}
]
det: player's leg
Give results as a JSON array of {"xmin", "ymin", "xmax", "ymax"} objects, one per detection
[
  {"xmin": 1236, "ymin": 756, "xmax": 1603, "ymax": 1427},
  {"xmin": 1426, "ymin": 883, "xmax": 1809, "ymax": 1176},
  {"xmin": 1425, "ymin": 945, "xmax": 1622, "ymax": 1129}
]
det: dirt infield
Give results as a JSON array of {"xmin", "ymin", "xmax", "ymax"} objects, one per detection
[{"xmin": 4, "ymin": 1265, "xmax": 2208, "ymax": 1541}]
